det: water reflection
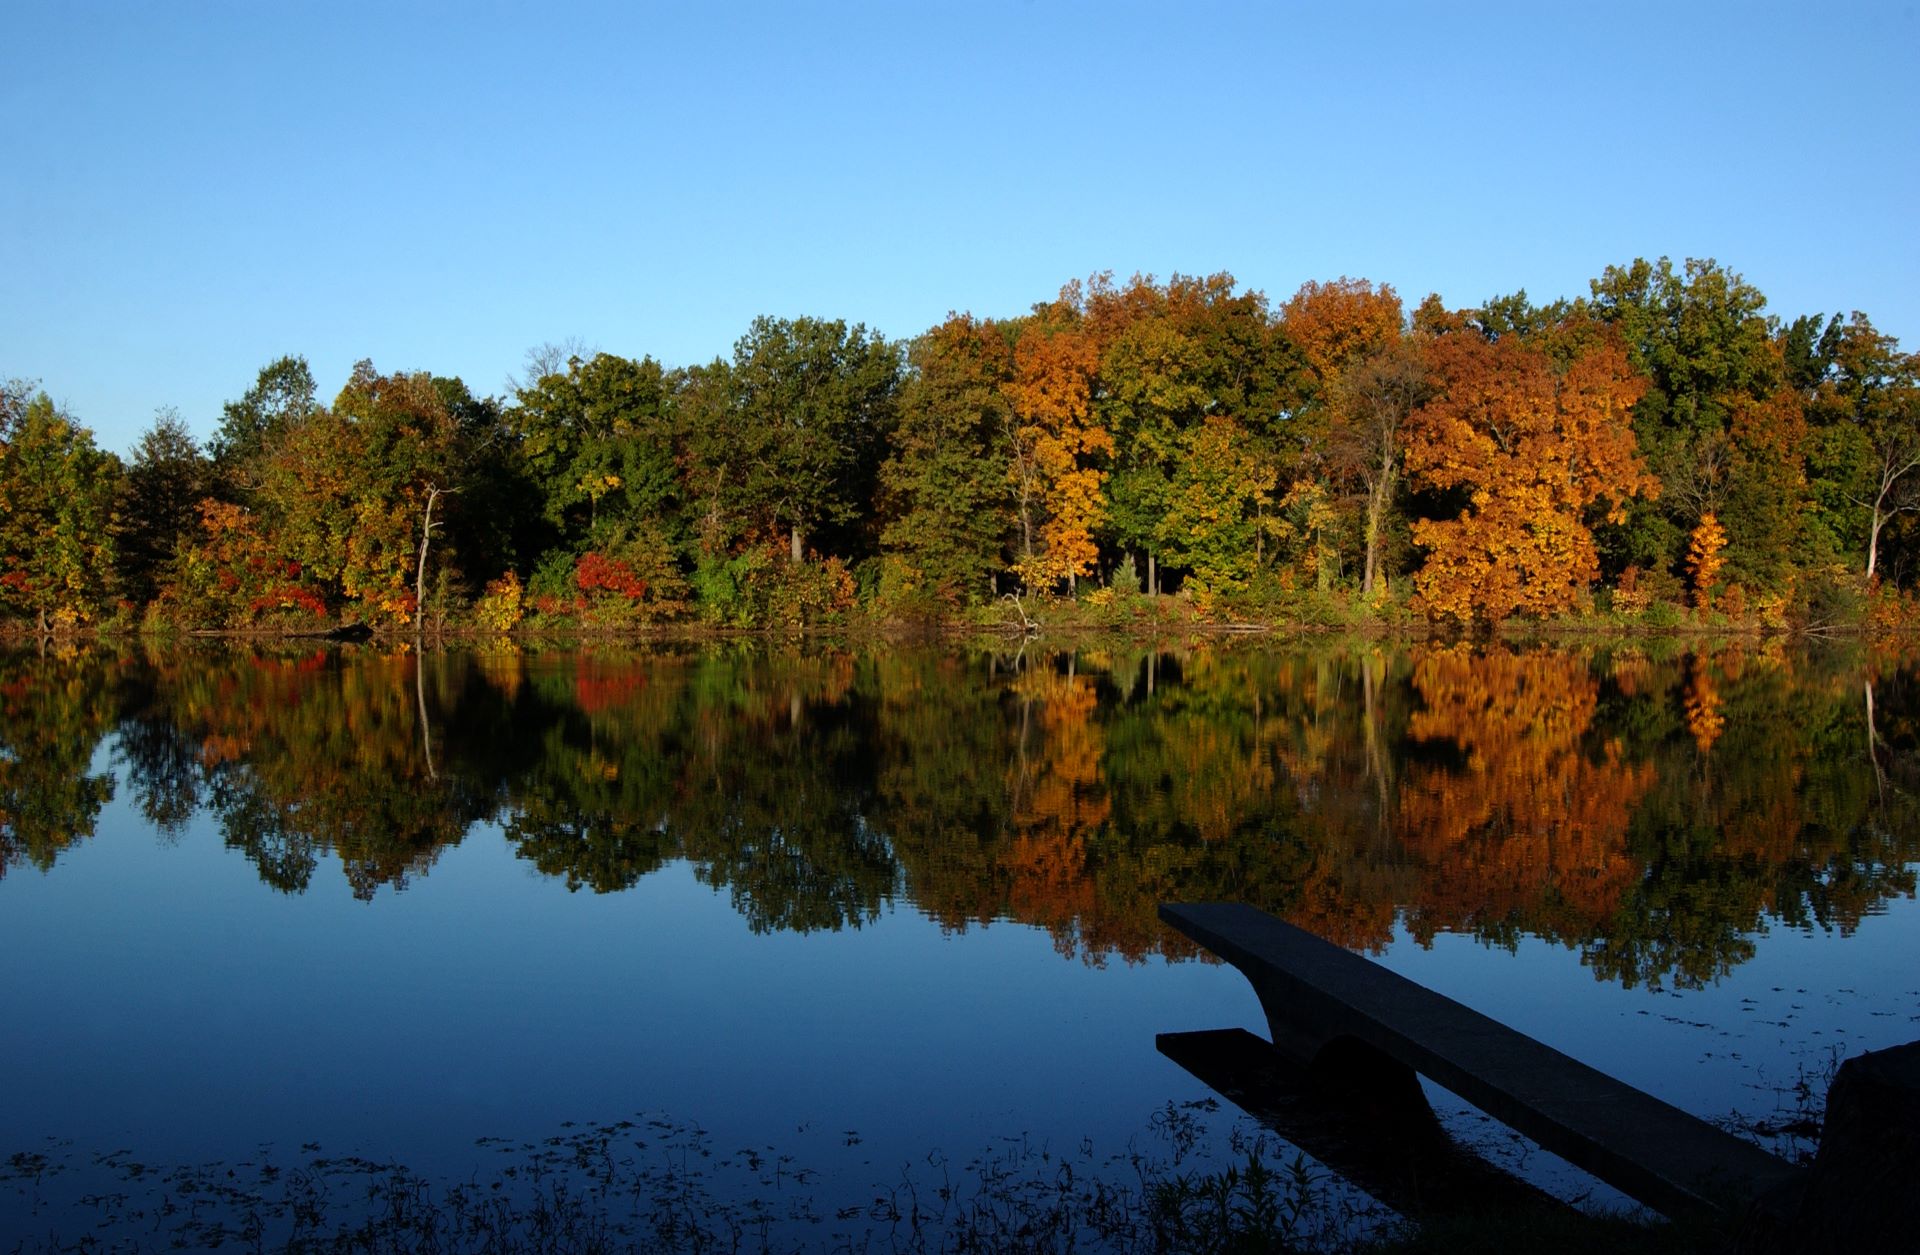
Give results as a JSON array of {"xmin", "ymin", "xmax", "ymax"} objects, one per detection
[
  {"xmin": 6, "ymin": 638, "xmax": 1918, "ymax": 988},
  {"xmin": 0, "ymin": 647, "xmax": 116, "ymax": 874}
]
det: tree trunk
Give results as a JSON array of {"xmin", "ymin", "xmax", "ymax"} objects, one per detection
[
  {"xmin": 1364, "ymin": 459, "xmax": 1395, "ymax": 598},
  {"xmin": 1363, "ymin": 495, "xmax": 1381, "ymax": 597},
  {"xmin": 1869, "ymin": 507, "xmax": 1883, "ymax": 580},
  {"xmin": 415, "ymin": 486, "xmax": 441, "ymax": 631},
  {"xmin": 1148, "ymin": 552, "xmax": 1158, "ymax": 597},
  {"xmin": 1016, "ymin": 489, "xmax": 1035, "ymax": 588},
  {"xmin": 790, "ymin": 524, "xmax": 803, "ymax": 564}
]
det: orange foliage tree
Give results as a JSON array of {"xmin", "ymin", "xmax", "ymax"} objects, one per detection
[
  {"xmin": 1002, "ymin": 307, "xmax": 1111, "ymax": 592},
  {"xmin": 1405, "ymin": 331, "xmax": 1657, "ymax": 624},
  {"xmin": 1686, "ymin": 512, "xmax": 1728, "ymax": 609},
  {"xmin": 1280, "ymin": 277, "xmax": 1403, "ymax": 388}
]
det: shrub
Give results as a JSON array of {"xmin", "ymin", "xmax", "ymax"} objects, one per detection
[
  {"xmin": 864, "ymin": 554, "xmax": 952, "ymax": 623},
  {"xmin": 525, "ymin": 549, "xmax": 580, "ymax": 622},
  {"xmin": 692, "ymin": 549, "xmax": 760, "ymax": 627},
  {"xmin": 1613, "ymin": 566, "xmax": 1654, "ymax": 616},
  {"xmin": 472, "ymin": 571, "xmax": 524, "ymax": 632},
  {"xmin": 693, "ymin": 543, "xmax": 856, "ymax": 630},
  {"xmin": 1720, "ymin": 582, "xmax": 1747, "ymax": 623},
  {"xmin": 573, "ymin": 527, "xmax": 691, "ymax": 627},
  {"xmin": 1638, "ymin": 600, "xmax": 1684, "ymax": 629},
  {"xmin": 1795, "ymin": 566, "xmax": 1867, "ymax": 632}
]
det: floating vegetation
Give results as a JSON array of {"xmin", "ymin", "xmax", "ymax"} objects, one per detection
[{"xmin": 0, "ymin": 1105, "xmax": 1392, "ymax": 1254}]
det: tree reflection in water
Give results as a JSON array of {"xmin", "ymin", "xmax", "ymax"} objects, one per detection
[
  {"xmin": 0, "ymin": 645, "xmax": 116, "ymax": 877},
  {"xmin": 9, "ymin": 636, "xmax": 1918, "ymax": 989}
]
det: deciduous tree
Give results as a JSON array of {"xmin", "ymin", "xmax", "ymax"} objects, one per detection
[
  {"xmin": 1155, "ymin": 416, "xmax": 1274, "ymax": 597},
  {"xmin": 116, "ymin": 408, "xmax": 206, "ymax": 606},
  {"xmin": 712, "ymin": 316, "xmax": 901, "ymax": 564},
  {"xmin": 880, "ymin": 314, "xmax": 1017, "ymax": 602},
  {"xmin": 509, "ymin": 351, "xmax": 679, "ymax": 549},
  {"xmin": 0, "ymin": 391, "xmax": 119, "ymax": 631},
  {"xmin": 1328, "ymin": 341, "xmax": 1431, "ymax": 597},
  {"xmin": 1102, "ymin": 315, "xmax": 1207, "ymax": 594},
  {"xmin": 1280, "ymin": 278, "xmax": 1402, "ymax": 389},
  {"xmin": 248, "ymin": 362, "xmax": 462, "ymax": 624},
  {"xmin": 1003, "ymin": 311, "xmax": 1109, "ymax": 592},
  {"xmin": 211, "ymin": 355, "xmax": 317, "ymax": 477},
  {"xmin": 1590, "ymin": 258, "xmax": 1806, "ymax": 586},
  {"xmin": 1405, "ymin": 329, "xmax": 1656, "ymax": 624},
  {"xmin": 1804, "ymin": 314, "xmax": 1920, "ymax": 580}
]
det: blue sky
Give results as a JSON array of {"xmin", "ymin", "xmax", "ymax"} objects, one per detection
[{"xmin": 5, "ymin": 1, "xmax": 1916, "ymax": 456}]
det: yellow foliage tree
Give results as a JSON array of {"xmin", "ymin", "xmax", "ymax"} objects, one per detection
[
  {"xmin": 1003, "ymin": 313, "xmax": 1111, "ymax": 592},
  {"xmin": 1686, "ymin": 513, "xmax": 1728, "ymax": 609}
]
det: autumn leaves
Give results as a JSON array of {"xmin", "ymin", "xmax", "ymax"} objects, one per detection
[
  {"xmin": 1405, "ymin": 333, "xmax": 1656, "ymax": 624},
  {"xmin": 8, "ymin": 257, "xmax": 1912, "ymax": 634},
  {"xmin": 967, "ymin": 273, "xmax": 1667, "ymax": 626},
  {"xmin": 1289, "ymin": 275, "xmax": 1744, "ymax": 631}
]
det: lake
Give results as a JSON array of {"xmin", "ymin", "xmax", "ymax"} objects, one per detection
[{"xmin": 2, "ymin": 637, "xmax": 1917, "ymax": 1249}]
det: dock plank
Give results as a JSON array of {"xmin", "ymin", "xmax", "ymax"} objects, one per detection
[{"xmin": 1159, "ymin": 901, "xmax": 1800, "ymax": 1219}]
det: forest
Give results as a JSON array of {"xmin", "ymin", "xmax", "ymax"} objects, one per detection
[{"xmin": 4, "ymin": 256, "xmax": 1918, "ymax": 634}]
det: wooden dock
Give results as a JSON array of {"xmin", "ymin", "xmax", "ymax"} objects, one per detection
[{"xmin": 1158, "ymin": 901, "xmax": 1802, "ymax": 1220}]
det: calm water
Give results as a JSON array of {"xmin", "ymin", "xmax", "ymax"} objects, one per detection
[{"xmin": 3, "ymin": 638, "xmax": 1918, "ymax": 1244}]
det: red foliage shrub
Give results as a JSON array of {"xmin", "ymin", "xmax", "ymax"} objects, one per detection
[{"xmin": 575, "ymin": 552, "xmax": 650, "ymax": 603}]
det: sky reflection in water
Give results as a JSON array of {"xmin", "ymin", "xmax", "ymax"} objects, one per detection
[{"xmin": 2, "ymin": 638, "xmax": 1917, "ymax": 1241}]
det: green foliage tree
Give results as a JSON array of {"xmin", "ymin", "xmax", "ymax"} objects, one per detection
[
  {"xmin": 509, "ymin": 351, "xmax": 681, "ymax": 550},
  {"xmin": 1102, "ymin": 315, "xmax": 1208, "ymax": 594},
  {"xmin": 1155, "ymin": 416, "xmax": 1275, "ymax": 596},
  {"xmin": 1589, "ymin": 257, "xmax": 1807, "ymax": 589},
  {"xmin": 879, "ymin": 313, "xmax": 1017, "ymax": 603},
  {"xmin": 432, "ymin": 381, "xmax": 538, "ymax": 598},
  {"xmin": 116, "ymin": 408, "xmax": 206, "ymax": 606},
  {"xmin": 694, "ymin": 316, "xmax": 901, "ymax": 564},
  {"xmin": 1804, "ymin": 313, "xmax": 1920, "ymax": 580},
  {"xmin": 211, "ymin": 355, "xmax": 317, "ymax": 478},
  {"xmin": 1069, "ymin": 272, "xmax": 1303, "ymax": 556},
  {"xmin": 0, "ymin": 390, "xmax": 119, "ymax": 631}
]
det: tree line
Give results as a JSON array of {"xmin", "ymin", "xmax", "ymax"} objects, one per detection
[{"xmin": 4, "ymin": 257, "xmax": 1917, "ymax": 632}]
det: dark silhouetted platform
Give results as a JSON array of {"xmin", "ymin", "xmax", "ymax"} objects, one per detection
[{"xmin": 1158, "ymin": 901, "xmax": 1802, "ymax": 1220}]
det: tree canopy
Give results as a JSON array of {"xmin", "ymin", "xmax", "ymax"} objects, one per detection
[{"xmin": 5, "ymin": 258, "xmax": 1915, "ymax": 634}]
